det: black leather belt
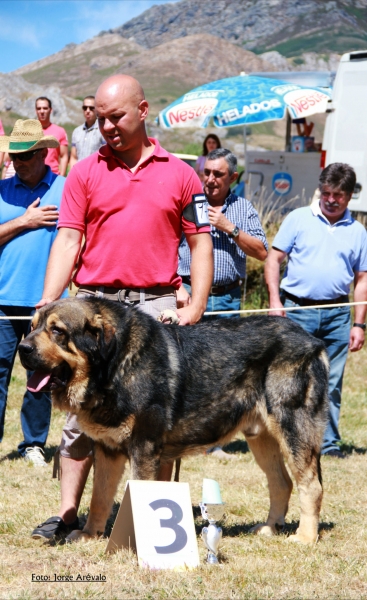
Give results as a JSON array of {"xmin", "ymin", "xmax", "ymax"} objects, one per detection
[
  {"xmin": 181, "ymin": 276, "xmax": 241, "ymax": 296},
  {"xmin": 284, "ymin": 291, "xmax": 349, "ymax": 307},
  {"xmin": 78, "ymin": 285, "xmax": 176, "ymax": 303}
]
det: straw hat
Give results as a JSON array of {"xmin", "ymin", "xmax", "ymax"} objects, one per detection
[{"xmin": 0, "ymin": 119, "xmax": 59, "ymax": 153}]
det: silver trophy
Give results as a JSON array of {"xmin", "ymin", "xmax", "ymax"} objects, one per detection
[{"xmin": 199, "ymin": 479, "xmax": 225, "ymax": 565}]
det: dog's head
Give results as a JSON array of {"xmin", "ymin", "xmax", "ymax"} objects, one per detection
[{"xmin": 19, "ymin": 298, "xmax": 117, "ymax": 410}]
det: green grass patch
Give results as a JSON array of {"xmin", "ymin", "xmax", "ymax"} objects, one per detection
[
  {"xmin": 256, "ymin": 27, "xmax": 367, "ymax": 57},
  {"xmin": 180, "ymin": 142, "xmax": 201, "ymax": 156},
  {"xmin": 61, "ymin": 122, "xmax": 78, "ymax": 145},
  {"xmin": 249, "ymin": 121, "xmax": 276, "ymax": 136},
  {"xmin": 344, "ymin": 6, "xmax": 367, "ymax": 21},
  {"xmin": 92, "ymin": 66, "xmax": 117, "ymax": 78},
  {"xmin": 22, "ymin": 61, "xmax": 69, "ymax": 84},
  {"xmin": 226, "ymin": 126, "xmax": 248, "ymax": 138},
  {"xmin": 1, "ymin": 336, "xmax": 367, "ymax": 597}
]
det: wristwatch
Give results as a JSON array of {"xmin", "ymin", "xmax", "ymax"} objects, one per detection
[
  {"xmin": 353, "ymin": 322, "xmax": 366, "ymax": 330},
  {"xmin": 228, "ymin": 226, "xmax": 240, "ymax": 239}
]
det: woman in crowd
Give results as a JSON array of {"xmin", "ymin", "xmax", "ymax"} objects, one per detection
[{"xmin": 195, "ymin": 134, "xmax": 221, "ymax": 181}]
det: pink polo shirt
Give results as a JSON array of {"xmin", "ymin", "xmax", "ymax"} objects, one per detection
[
  {"xmin": 58, "ymin": 140, "xmax": 209, "ymax": 289},
  {"xmin": 0, "ymin": 120, "xmax": 4, "ymax": 136},
  {"xmin": 42, "ymin": 123, "xmax": 68, "ymax": 174}
]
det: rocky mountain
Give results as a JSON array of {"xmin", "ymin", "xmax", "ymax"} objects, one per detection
[
  {"xmin": 5, "ymin": 0, "xmax": 364, "ymax": 136},
  {"xmin": 0, "ymin": 73, "xmax": 81, "ymax": 124},
  {"xmin": 11, "ymin": 33, "xmax": 278, "ymax": 115},
  {"xmin": 14, "ymin": 33, "xmax": 142, "ymax": 80},
  {"xmin": 113, "ymin": 0, "xmax": 367, "ymax": 57}
]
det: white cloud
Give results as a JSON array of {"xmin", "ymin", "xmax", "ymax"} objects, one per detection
[{"xmin": 0, "ymin": 16, "xmax": 41, "ymax": 48}]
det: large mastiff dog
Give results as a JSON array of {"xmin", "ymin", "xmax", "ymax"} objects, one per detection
[{"xmin": 19, "ymin": 297, "xmax": 329, "ymax": 544}]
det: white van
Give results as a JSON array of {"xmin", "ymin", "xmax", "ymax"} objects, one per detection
[{"xmin": 322, "ymin": 50, "xmax": 367, "ymax": 212}]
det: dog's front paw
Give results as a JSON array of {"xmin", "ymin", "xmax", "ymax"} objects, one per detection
[
  {"xmin": 288, "ymin": 532, "xmax": 318, "ymax": 545},
  {"xmin": 65, "ymin": 529, "xmax": 94, "ymax": 544}
]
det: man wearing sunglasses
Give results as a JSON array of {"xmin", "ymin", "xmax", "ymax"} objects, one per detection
[
  {"xmin": 0, "ymin": 119, "xmax": 67, "ymax": 466},
  {"xmin": 68, "ymin": 96, "xmax": 105, "ymax": 170}
]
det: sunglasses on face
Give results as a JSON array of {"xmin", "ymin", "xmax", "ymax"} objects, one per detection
[
  {"xmin": 82, "ymin": 105, "xmax": 95, "ymax": 111},
  {"xmin": 9, "ymin": 149, "xmax": 41, "ymax": 162}
]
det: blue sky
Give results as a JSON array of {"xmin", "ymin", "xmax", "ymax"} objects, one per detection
[{"xmin": 0, "ymin": 0, "xmax": 179, "ymax": 73}]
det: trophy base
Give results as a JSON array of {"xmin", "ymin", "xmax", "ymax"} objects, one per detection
[{"xmin": 206, "ymin": 551, "xmax": 219, "ymax": 565}]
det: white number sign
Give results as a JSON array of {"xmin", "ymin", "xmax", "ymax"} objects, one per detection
[{"xmin": 106, "ymin": 481, "xmax": 200, "ymax": 570}]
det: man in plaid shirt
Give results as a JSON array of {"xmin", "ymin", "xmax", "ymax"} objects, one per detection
[{"xmin": 178, "ymin": 148, "xmax": 268, "ymax": 318}]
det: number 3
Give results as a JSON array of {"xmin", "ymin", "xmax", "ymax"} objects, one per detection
[{"xmin": 149, "ymin": 499, "xmax": 188, "ymax": 554}]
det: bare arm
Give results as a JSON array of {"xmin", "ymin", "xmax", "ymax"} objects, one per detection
[
  {"xmin": 207, "ymin": 205, "xmax": 267, "ymax": 261},
  {"xmin": 195, "ymin": 159, "xmax": 204, "ymax": 182},
  {"xmin": 264, "ymin": 247, "xmax": 288, "ymax": 317},
  {"xmin": 349, "ymin": 271, "xmax": 367, "ymax": 352},
  {"xmin": 1, "ymin": 153, "xmax": 9, "ymax": 180},
  {"xmin": 176, "ymin": 284, "xmax": 191, "ymax": 308},
  {"xmin": 235, "ymin": 231, "xmax": 267, "ymax": 261},
  {"xmin": 59, "ymin": 145, "xmax": 69, "ymax": 177},
  {"xmin": 0, "ymin": 198, "xmax": 59, "ymax": 246},
  {"xmin": 176, "ymin": 232, "xmax": 213, "ymax": 325},
  {"xmin": 68, "ymin": 147, "xmax": 78, "ymax": 171},
  {"xmin": 36, "ymin": 227, "xmax": 83, "ymax": 307}
]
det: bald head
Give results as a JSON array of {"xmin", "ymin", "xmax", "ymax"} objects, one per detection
[
  {"xmin": 95, "ymin": 74, "xmax": 150, "ymax": 158},
  {"xmin": 96, "ymin": 75, "xmax": 145, "ymax": 106}
]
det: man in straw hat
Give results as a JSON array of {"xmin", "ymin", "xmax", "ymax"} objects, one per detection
[{"xmin": 0, "ymin": 119, "xmax": 67, "ymax": 466}]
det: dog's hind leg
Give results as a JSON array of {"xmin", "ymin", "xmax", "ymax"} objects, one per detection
[
  {"xmin": 284, "ymin": 450, "xmax": 322, "ymax": 545},
  {"xmin": 67, "ymin": 444, "xmax": 128, "ymax": 542},
  {"xmin": 245, "ymin": 429, "xmax": 293, "ymax": 537}
]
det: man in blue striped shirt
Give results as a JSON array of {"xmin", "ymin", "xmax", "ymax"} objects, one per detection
[
  {"xmin": 179, "ymin": 148, "xmax": 267, "ymax": 459},
  {"xmin": 178, "ymin": 148, "xmax": 268, "ymax": 318}
]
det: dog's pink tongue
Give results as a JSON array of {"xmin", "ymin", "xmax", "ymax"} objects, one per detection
[{"xmin": 27, "ymin": 372, "xmax": 51, "ymax": 393}]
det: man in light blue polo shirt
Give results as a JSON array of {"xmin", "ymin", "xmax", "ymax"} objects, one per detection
[
  {"xmin": 0, "ymin": 119, "xmax": 66, "ymax": 465},
  {"xmin": 265, "ymin": 163, "xmax": 367, "ymax": 459}
]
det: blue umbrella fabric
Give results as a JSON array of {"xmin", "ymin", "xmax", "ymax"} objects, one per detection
[{"xmin": 158, "ymin": 75, "xmax": 331, "ymax": 129}]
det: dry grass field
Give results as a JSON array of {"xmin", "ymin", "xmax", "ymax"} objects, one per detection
[{"xmin": 0, "ymin": 343, "xmax": 367, "ymax": 599}]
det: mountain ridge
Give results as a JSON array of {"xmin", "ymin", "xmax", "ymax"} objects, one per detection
[
  {"xmin": 4, "ymin": 0, "xmax": 364, "ymax": 133},
  {"xmin": 111, "ymin": 0, "xmax": 367, "ymax": 56}
]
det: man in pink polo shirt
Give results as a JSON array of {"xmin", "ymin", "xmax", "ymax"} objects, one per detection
[
  {"xmin": 35, "ymin": 97, "xmax": 68, "ymax": 176},
  {"xmin": 31, "ymin": 74, "xmax": 213, "ymax": 542}
]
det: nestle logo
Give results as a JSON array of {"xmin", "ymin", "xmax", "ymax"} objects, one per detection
[
  {"xmin": 272, "ymin": 172, "xmax": 292, "ymax": 196},
  {"xmin": 290, "ymin": 92, "xmax": 325, "ymax": 113},
  {"xmin": 167, "ymin": 100, "xmax": 217, "ymax": 125},
  {"xmin": 275, "ymin": 180, "xmax": 291, "ymax": 191},
  {"xmin": 284, "ymin": 88, "xmax": 330, "ymax": 119}
]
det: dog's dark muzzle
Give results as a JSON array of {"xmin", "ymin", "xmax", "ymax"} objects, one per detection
[{"xmin": 18, "ymin": 341, "xmax": 38, "ymax": 370}]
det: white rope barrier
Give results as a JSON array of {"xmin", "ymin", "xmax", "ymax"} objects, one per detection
[
  {"xmin": 203, "ymin": 300, "xmax": 367, "ymax": 316},
  {"xmin": 1, "ymin": 300, "xmax": 366, "ymax": 320}
]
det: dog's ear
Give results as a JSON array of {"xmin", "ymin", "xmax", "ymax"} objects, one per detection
[{"xmin": 86, "ymin": 314, "xmax": 117, "ymax": 362}]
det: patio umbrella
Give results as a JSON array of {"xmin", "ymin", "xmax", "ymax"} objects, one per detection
[{"xmin": 158, "ymin": 74, "xmax": 331, "ymax": 129}]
